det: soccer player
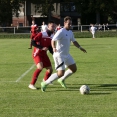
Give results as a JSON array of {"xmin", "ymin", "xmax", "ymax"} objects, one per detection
[
  {"xmin": 29, "ymin": 20, "xmax": 38, "ymax": 49},
  {"xmin": 90, "ymin": 24, "xmax": 97, "ymax": 39},
  {"xmin": 28, "ymin": 20, "xmax": 55, "ymax": 90},
  {"xmin": 41, "ymin": 16, "xmax": 87, "ymax": 92},
  {"xmin": 41, "ymin": 21, "xmax": 48, "ymax": 32},
  {"xmin": 56, "ymin": 24, "xmax": 62, "ymax": 31}
]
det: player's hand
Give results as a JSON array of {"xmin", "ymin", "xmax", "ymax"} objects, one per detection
[
  {"xmin": 80, "ymin": 47, "xmax": 87, "ymax": 53},
  {"xmin": 53, "ymin": 48, "xmax": 57, "ymax": 52},
  {"xmin": 42, "ymin": 47, "xmax": 48, "ymax": 51}
]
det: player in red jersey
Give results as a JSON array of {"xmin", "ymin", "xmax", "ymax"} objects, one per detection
[
  {"xmin": 56, "ymin": 24, "xmax": 62, "ymax": 31},
  {"xmin": 28, "ymin": 20, "xmax": 38, "ymax": 49},
  {"xmin": 28, "ymin": 20, "xmax": 55, "ymax": 90}
]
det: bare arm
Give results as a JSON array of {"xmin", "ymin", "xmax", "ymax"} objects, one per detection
[
  {"xmin": 51, "ymin": 40, "xmax": 57, "ymax": 52},
  {"xmin": 73, "ymin": 41, "xmax": 87, "ymax": 53}
]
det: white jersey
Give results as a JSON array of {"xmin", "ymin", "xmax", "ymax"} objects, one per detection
[
  {"xmin": 41, "ymin": 24, "xmax": 48, "ymax": 32},
  {"xmin": 90, "ymin": 26, "xmax": 96, "ymax": 33},
  {"xmin": 52, "ymin": 28, "xmax": 76, "ymax": 56}
]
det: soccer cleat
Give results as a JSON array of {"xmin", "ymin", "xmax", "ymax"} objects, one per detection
[
  {"xmin": 57, "ymin": 79, "xmax": 67, "ymax": 88},
  {"xmin": 43, "ymin": 79, "xmax": 53, "ymax": 85},
  {"xmin": 28, "ymin": 84, "xmax": 37, "ymax": 90},
  {"xmin": 41, "ymin": 82, "xmax": 47, "ymax": 92}
]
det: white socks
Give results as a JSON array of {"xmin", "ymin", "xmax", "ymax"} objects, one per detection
[
  {"xmin": 59, "ymin": 69, "xmax": 73, "ymax": 81},
  {"xmin": 93, "ymin": 34, "xmax": 95, "ymax": 38},
  {"xmin": 45, "ymin": 69, "xmax": 73, "ymax": 85},
  {"xmin": 45, "ymin": 73, "xmax": 58, "ymax": 85}
]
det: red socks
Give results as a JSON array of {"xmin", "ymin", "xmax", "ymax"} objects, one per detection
[
  {"xmin": 31, "ymin": 69, "xmax": 42, "ymax": 85},
  {"xmin": 43, "ymin": 71, "xmax": 51, "ymax": 81}
]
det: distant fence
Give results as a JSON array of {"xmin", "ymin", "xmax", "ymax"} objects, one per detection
[{"xmin": 0, "ymin": 24, "xmax": 117, "ymax": 34}]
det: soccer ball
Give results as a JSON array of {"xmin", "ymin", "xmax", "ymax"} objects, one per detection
[{"xmin": 79, "ymin": 85, "xmax": 90, "ymax": 95}]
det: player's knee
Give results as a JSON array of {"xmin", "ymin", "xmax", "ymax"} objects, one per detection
[
  {"xmin": 69, "ymin": 64, "xmax": 77, "ymax": 73},
  {"xmin": 58, "ymin": 74, "xmax": 64, "ymax": 78},
  {"xmin": 72, "ymin": 67, "xmax": 77, "ymax": 73},
  {"xmin": 37, "ymin": 65, "xmax": 43, "ymax": 70},
  {"xmin": 57, "ymin": 72, "xmax": 64, "ymax": 78},
  {"xmin": 47, "ymin": 68, "xmax": 53, "ymax": 74},
  {"xmin": 36, "ymin": 62, "xmax": 43, "ymax": 70}
]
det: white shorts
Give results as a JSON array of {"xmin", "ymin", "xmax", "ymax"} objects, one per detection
[
  {"xmin": 53, "ymin": 52, "xmax": 75, "ymax": 70},
  {"xmin": 91, "ymin": 31, "xmax": 95, "ymax": 35}
]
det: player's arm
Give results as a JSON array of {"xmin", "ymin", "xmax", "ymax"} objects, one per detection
[
  {"xmin": 31, "ymin": 40, "xmax": 42, "ymax": 49},
  {"xmin": 48, "ymin": 46, "xmax": 53, "ymax": 55},
  {"xmin": 51, "ymin": 40, "xmax": 57, "ymax": 52},
  {"xmin": 73, "ymin": 41, "xmax": 87, "ymax": 53},
  {"xmin": 31, "ymin": 33, "xmax": 43, "ymax": 49},
  {"xmin": 51, "ymin": 30, "xmax": 62, "ymax": 52}
]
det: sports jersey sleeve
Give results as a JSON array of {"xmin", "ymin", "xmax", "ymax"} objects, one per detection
[
  {"xmin": 71, "ymin": 31, "xmax": 76, "ymax": 42},
  {"xmin": 52, "ymin": 30, "xmax": 63, "ymax": 41}
]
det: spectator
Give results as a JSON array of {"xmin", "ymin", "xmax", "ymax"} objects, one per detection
[
  {"xmin": 105, "ymin": 23, "xmax": 109, "ymax": 30},
  {"xmin": 98, "ymin": 24, "xmax": 103, "ymax": 31}
]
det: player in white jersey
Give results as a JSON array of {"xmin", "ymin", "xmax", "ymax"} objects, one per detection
[
  {"xmin": 41, "ymin": 21, "xmax": 48, "ymax": 32},
  {"xmin": 90, "ymin": 24, "xmax": 97, "ymax": 38},
  {"xmin": 41, "ymin": 16, "xmax": 87, "ymax": 92}
]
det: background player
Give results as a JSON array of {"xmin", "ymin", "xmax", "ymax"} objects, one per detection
[
  {"xmin": 56, "ymin": 24, "xmax": 62, "ymax": 31},
  {"xmin": 29, "ymin": 20, "xmax": 38, "ymax": 49},
  {"xmin": 28, "ymin": 20, "xmax": 55, "ymax": 89},
  {"xmin": 90, "ymin": 24, "xmax": 97, "ymax": 39},
  {"xmin": 41, "ymin": 21, "xmax": 48, "ymax": 32}
]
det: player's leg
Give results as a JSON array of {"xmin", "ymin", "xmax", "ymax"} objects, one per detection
[
  {"xmin": 29, "ymin": 56, "xmax": 43, "ymax": 89},
  {"xmin": 92, "ymin": 32, "xmax": 95, "ymax": 38},
  {"xmin": 58, "ymin": 55, "xmax": 77, "ymax": 87},
  {"xmin": 28, "ymin": 35, "xmax": 32, "ymax": 49},
  {"xmin": 43, "ymin": 66, "xmax": 53, "ymax": 81},
  {"xmin": 41, "ymin": 54, "xmax": 65, "ymax": 91},
  {"xmin": 42, "ymin": 55, "xmax": 53, "ymax": 81}
]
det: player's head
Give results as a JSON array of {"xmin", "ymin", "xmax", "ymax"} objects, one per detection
[
  {"xmin": 64, "ymin": 16, "xmax": 72, "ymax": 30},
  {"xmin": 48, "ymin": 20, "xmax": 55, "ymax": 32},
  {"xmin": 32, "ymin": 20, "xmax": 35, "ymax": 24},
  {"xmin": 42, "ymin": 21, "xmax": 45, "ymax": 25}
]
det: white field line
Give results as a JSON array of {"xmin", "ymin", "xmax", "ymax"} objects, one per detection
[{"xmin": 15, "ymin": 64, "xmax": 35, "ymax": 82}]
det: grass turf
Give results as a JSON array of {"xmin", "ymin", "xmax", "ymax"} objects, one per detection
[{"xmin": 0, "ymin": 37, "xmax": 117, "ymax": 117}]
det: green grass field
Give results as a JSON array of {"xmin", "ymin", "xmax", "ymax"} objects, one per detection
[{"xmin": 0, "ymin": 37, "xmax": 117, "ymax": 117}]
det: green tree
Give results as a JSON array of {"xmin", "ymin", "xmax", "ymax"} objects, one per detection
[
  {"xmin": 73, "ymin": 0, "xmax": 117, "ymax": 24},
  {"xmin": 0, "ymin": 0, "xmax": 24, "ymax": 26}
]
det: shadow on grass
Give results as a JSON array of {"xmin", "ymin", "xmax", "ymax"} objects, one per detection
[
  {"xmin": 88, "ymin": 92, "xmax": 111, "ymax": 95},
  {"xmin": 39, "ymin": 83, "xmax": 117, "ymax": 94}
]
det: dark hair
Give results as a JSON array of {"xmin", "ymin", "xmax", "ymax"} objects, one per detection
[
  {"xmin": 64, "ymin": 16, "xmax": 72, "ymax": 22},
  {"xmin": 48, "ymin": 20, "xmax": 55, "ymax": 24}
]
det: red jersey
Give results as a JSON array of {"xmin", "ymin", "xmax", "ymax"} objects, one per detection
[
  {"xmin": 31, "ymin": 24, "xmax": 38, "ymax": 33},
  {"xmin": 30, "ymin": 24, "xmax": 38, "ymax": 39},
  {"xmin": 56, "ymin": 27, "xmax": 61, "ymax": 30},
  {"xmin": 32, "ymin": 31, "xmax": 54, "ymax": 67},
  {"xmin": 33, "ymin": 31, "xmax": 54, "ymax": 56}
]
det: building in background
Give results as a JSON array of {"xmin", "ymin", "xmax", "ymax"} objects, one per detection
[{"xmin": 12, "ymin": 1, "xmax": 81, "ymax": 27}]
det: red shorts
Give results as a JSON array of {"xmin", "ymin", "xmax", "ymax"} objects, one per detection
[{"xmin": 33, "ymin": 54, "xmax": 51, "ymax": 68}]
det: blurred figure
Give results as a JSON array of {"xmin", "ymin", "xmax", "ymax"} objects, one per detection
[
  {"xmin": 56, "ymin": 24, "xmax": 62, "ymax": 31},
  {"xmin": 98, "ymin": 24, "xmax": 102, "ymax": 31},
  {"xmin": 41, "ymin": 21, "xmax": 48, "ymax": 32},
  {"xmin": 90, "ymin": 24, "xmax": 97, "ymax": 39},
  {"xmin": 105, "ymin": 23, "xmax": 109, "ymax": 30},
  {"xmin": 29, "ymin": 20, "xmax": 38, "ymax": 49}
]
